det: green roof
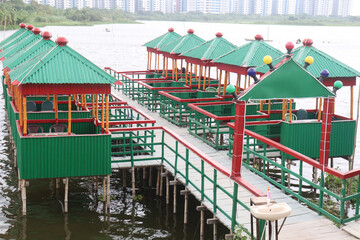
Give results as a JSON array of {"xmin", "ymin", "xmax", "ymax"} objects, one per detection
[
  {"xmin": 0, "ymin": 34, "xmax": 42, "ymax": 60},
  {"xmin": 181, "ymin": 35, "xmax": 236, "ymax": 61},
  {"xmin": 291, "ymin": 45, "xmax": 360, "ymax": 78},
  {"xmin": 240, "ymin": 58, "xmax": 335, "ymax": 101},
  {"xmin": 213, "ymin": 40, "xmax": 283, "ymax": 67},
  {"xmin": 143, "ymin": 30, "xmax": 181, "ymax": 49},
  {"xmin": 160, "ymin": 32, "xmax": 205, "ymax": 54},
  {"xmin": 0, "ymin": 28, "xmax": 26, "ymax": 49},
  {"xmin": 0, "ymin": 30, "xmax": 33, "ymax": 51},
  {"xmin": 3, "ymin": 38, "xmax": 56, "ymax": 70},
  {"xmin": 9, "ymin": 44, "xmax": 116, "ymax": 85}
]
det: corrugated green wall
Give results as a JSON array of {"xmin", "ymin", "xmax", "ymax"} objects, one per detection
[
  {"xmin": 281, "ymin": 120, "xmax": 355, "ymax": 159},
  {"xmin": 16, "ymin": 129, "xmax": 111, "ymax": 179}
]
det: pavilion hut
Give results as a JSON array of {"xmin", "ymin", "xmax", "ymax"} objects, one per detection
[
  {"xmin": 212, "ymin": 34, "xmax": 283, "ymax": 96},
  {"xmin": 257, "ymin": 39, "xmax": 360, "ymax": 119},
  {"xmin": 180, "ymin": 32, "xmax": 237, "ymax": 91},
  {"xmin": 158, "ymin": 29, "xmax": 205, "ymax": 81},
  {"xmin": 228, "ymin": 56, "xmax": 354, "ymax": 178},
  {"xmin": 0, "ymin": 27, "xmax": 42, "ymax": 61},
  {"xmin": 0, "ymin": 24, "xmax": 35, "ymax": 52},
  {"xmin": 6, "ymin": 37, "xmax": 116, "ymax": 215},
  {"xmin": 143, "ymin": 28, "xmax": 181, "ymax": 74}
]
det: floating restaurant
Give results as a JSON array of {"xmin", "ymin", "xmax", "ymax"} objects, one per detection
[{"xmin": 2, "ymin": 24, "xmax": 360, "ymax": 239}]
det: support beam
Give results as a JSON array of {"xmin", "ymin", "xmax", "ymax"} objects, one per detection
[
  {"xmin": 68, "ymin": 95, "xmax": 71, "ymax": 134},
  {"xmin": 64, "ymin": 177, "xmax": 69, "ymax": 213},
  {"xmin": 232, "ymin": 101, "xmax": 246, "ymax": 177},
  {"xmin": 319, "ymin": 97, "xmax": 334, "ymax": 166},
  {"xmin": 21, "ymin": 179, "xmax": 26, "ymax": 215},
  {"xmin": 106, "ymin": 175, "xmax": 110, "ymax": 208}
]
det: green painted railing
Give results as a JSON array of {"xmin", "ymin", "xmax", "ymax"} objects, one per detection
[{"xmin": 243, "ymin": 130, "xmax": 360, "ymax": 224}]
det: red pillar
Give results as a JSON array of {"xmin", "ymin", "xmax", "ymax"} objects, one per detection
[
  {"xmin": 232, "ymin": 100, "xmax": 246, "ymax": 177},
  {"xmin": 319, "ymin": 97, "xmax": 334, "ymax": 166}
]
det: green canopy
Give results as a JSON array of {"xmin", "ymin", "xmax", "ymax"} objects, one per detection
[
  {"xmin": 0, "ymin": 33, "xmax": 41, "ymax": 60},
  {"xmin": 160, "ymin": 30, "xmax": 205, "ymax": 54},
  {"xmin": 0, "ymin": 25, "xmax": 27, "ymax": 49},
  {"xmin": 0, "ymin": 30, "xmax": 33, "ymax": 52},
  {"xmin": 143, "ymin": 28, "xmax": 181, "ymax": 50},
  {"xmin": 181, "ymin": 33, "xmax": 236, "ymax": 61},
  {"xmin": 9, "ymin": 40, "xmax": 116, "ymax": 85},
  {"xmin": 213, "ymin": 39, "xmax": 282, "ymax": 67},
  {"xmin": 240, "ymin": 58, "xmax": 335, "ymax": 101}
]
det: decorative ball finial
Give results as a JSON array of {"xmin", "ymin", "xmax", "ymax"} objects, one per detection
[
  {"xmin": 303, "ymin": 39, "xmax": 313, "ymax": 47},
  {"xmin": 285, "ymin": 41, "xmax": 294, "ymax": 55},
  {"xmin": 319, "ymin": 69, "xmax": 329, "ymax": 83},
  {"xmin": 26, "ymin": 25, "xmax": 34, "ymax": 31},
  {"xmin": 333, "ymin": 80, "xmax": 343, "ymax": 94},
  {"xmin": 41, "ymin": 31, "xmax": 52, "ymax": 40},
  {"xmin": 32, "ymin": 28, "xmax": 41, "ymax": 35},
  {"xmin": 255, "ymin": 34, "xmax": 263, "ymax": 41},
  {"xmin": 56, "ymin": 37, "xmax": 68, "ymax": 47},
  {"xmin": 216, "ymin": 32, "xmax": 223, "ymax": 38},
  {"xmin": 226, "ymin": 84, "xmax": 236, "ymax": 94},
  {"xmin": 187, "ymin": 29, "xmax": 194, "ymax": 34},
  {"xmin": 263, "ymin": 56, "xmax": 275, "ymax": 71},
  {"xmin": 304, "ymin": 56, "xmax": 314, "ymax": 69},
  {"xmin": 19, "ymin": 23, "xmax": 26, "ymax": 29},
  {"xmin": 248, "ymin": 68, "xmax": 260, "ymax": 83},
  {"xmin": 168, "ymin": 28, "xmax": 174, "ymax": 32}
]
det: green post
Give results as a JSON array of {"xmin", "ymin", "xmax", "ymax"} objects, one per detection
[
  {"xmin": 201, "ymin": 160, "xmax": 204, "ymax": 201},
  {"xmin": 355, "ymin": 175, "xmax": 360, "ymax": 216},
  {"xmin": 318, "ymin": 170, "xmax": 324, "ymax": 215},
  {"xmin": 185, "ymin": 148, "xmax": 189, "ymax": 186},
  {"xmin": 340, "ymin": 179, "xmax": 346, "ymax": 224},
  {"xmin": 231, "ymin": 183, "xmax": 239, "ymax": 231},
  {"xmin": 299, "ymin": 161, "xmax": 303, "ymax": 196},
  {"xmin": 263, "ymin": 144, "xmax": 267, "ymax": 175},
  {"xmin": 213, "ymin": 169, "xmax": 217, "ymax": 213},
  {"xmin": 161, "ymin": 131, "xmax": 165, "ymax": 164},
  {"xmin": 130, "ymin": 133, "xmax": 134, "ymax": 167},
  {"xmin": 246, "ymin": 136, "xmax": 250, "ymax": 165},
  {"xmin": 174, "ymin": 141, "xmax": 178, "ymax": 176},
  {"xmin": 281, "ymin": 155, "xmax": 285, "ymax": 186}
]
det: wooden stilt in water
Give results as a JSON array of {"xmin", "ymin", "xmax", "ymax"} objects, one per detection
[
  {"xmin": 123, "ymin": 169, "xmax": 126, "ymax": 188},
  {"xmin": 196, "ymin": 203, "xmax": 207, "ymax": 239},
  {"xmin": 56, "ymin": 178, "xmax": 60, "ymax": 189},
  {"xmin": 95, "ymin": 176, "xmax": 99, "ymax": 191},
  {"xmin": 170, "ymin": 180, "xmax": 178, "ymax": 213},
  {"xmin": 207, "ymin": 217, "xmax": 219, "ymax": 240},
  {"xmin": 180, "ymin": 188, "xmax": 190, "ymax": 224},
  {"xmin": 149, "ymin": 167, "xmax": 152, "ymax": 187},
  {"xmin": 159, "ymin": 166, "xmax": 164, "ymax": 197},
  {"xmin": 21, "ymin": 179, "xmax": 26, "ymax": 216},
  {"xmin": 143, "ymin": 167, "xmax": 146, "ymax": 180},
  {"xmin": 132, "ymin": 167, "xmax": 136, "ymax": 198},
  {"xmin": 166, "ymin": 171, "xmax": 169, "ymax": 204},
  {"xmin": 102, "ymin": 177, "xmax": 106, "ymax": 202},
  {"xmin": 156, "ymin": 167, "xmax": 160, "ymax": 195},
  {"xmin": 106, "ymin": 175, "xmax": 110, "ymax": 208},
  {"xmin": 64, "ymin": 177, "xmax": 69, "ymax": 213}
]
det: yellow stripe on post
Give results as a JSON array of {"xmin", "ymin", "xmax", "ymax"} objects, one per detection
[
  {"xmin": 101, "ymin": 94, "xmax": 105, "ymax": 131},
  {"xmin": 23, "ymin": 96, "xmax": 27, "ymax": 136},
  {"xmin": 318, "ymin": 98, "xmax": 323, "ymax": 122},
  {"xmin": 268, "ymin": 100, "xmax": 271, "ymax": 115},
  {"xmin": 288, "ymin": 99, "xmax": 292, "ymax": 122},
  {"xmin": 68, "ymin": 95, "xmax": 71, "ymax": 134},
  {"xmin": 19, "ymin": 91, "xmax": 23, "ymax": 128},
  {"xmin": 106, "ymin": 94, "xmax": 109, "ymax": 133}
]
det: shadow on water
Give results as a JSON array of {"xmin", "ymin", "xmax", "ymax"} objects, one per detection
[{"xmin": 0, "ymin": 88, "xmax": 229, "ymax": 239}]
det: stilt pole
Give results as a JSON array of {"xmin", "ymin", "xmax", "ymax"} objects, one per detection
[{"xmin": 64, "ymin": 177, "xmax": 69, "ymax": 213}]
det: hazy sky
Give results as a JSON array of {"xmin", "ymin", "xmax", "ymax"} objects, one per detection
[{"xmin": 352, "ymin": 1, "xmax": 360, "ymax": 16}]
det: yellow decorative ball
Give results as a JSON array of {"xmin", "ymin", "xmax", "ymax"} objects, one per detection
[
  {"xmin": 305, "ymin": 56, "xmax": 314, "ymax": 65},
  {"xmin": 263, "ymin": 55, "xmax": 272, "ymax": 65}
]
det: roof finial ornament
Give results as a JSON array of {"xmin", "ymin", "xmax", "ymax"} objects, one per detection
[
  {"xmin": 285, "ymin": 42, "xmax": 294, "ymax": 56},
  {"xmin": 333, "ymin": 80, "xmax": 343, "ymax": 94},
  {"xmin": 248, "ymin": 68, "xmax": 259, "ymax": 83},
  {"xmin": 263, "ymin": 56, "xmax": 275, "ymax": 71},
  {"xmin": 304, "ymin": 56, "xmax": 314, "ymax": 69},
  {"xmin": 319, "ymin": 69, "xmax": 329, "ymax": 83}
]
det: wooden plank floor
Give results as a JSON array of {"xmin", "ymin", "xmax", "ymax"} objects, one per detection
[{"xmin": 111, "ymin": 88, "xmax": 356, "ymax": 239}]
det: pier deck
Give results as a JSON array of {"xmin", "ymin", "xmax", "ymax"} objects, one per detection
[{"xmin": 111, "ymin": 87, "xmax": 355, "ymax": 239}]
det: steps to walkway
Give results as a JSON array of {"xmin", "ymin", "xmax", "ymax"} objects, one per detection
[{"xmin": 111, "ymin": 87, "xmax": 356, "ymax": 240}]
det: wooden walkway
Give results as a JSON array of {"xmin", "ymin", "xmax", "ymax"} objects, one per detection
[{"xmin": 111, "ymin": 88, "xmax": 356, "ymax": 240}]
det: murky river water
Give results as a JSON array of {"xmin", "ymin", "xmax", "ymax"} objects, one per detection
[{"xmin": 0, "ymin": 21, "xmax": 360, "ymax": 239}]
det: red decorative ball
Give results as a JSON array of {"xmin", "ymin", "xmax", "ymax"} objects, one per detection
[
  {"xmin": 187, "ymin": 29, "xmax": 194, "ymax": 34},
  {"xmin": 19, "ymin": 23, "xmax": 26, "ymax": 29},
  {"xmin": 255, "ymin": 34, "xmax": 263, "ymax": 41},
  {"xmin": 168, "ymin": 28, "xmax": 174, "ymax": 32},
  {"xmin": 32, "ymin": 28, "xmax": 41, "ymax": 35},
  {"xmin": 41, "ymin": 31, "xmax": 52, "ymax": 40},
  {"xmin": 26, "ymin": 25, "xmax": 34, "ymax": 31},
  {"xmin": 56, "ymin": 37, "xmax": 68, "ymax": 47},
  {"xmin": 285, "ymin": 41, "xmax": 294, "ymax": 50},
  {"xmin": 303, "ymin": 39, "xmax": 313, "ymax": 47},
  {"xmin": 216, "ymin": 32, "xmax": 223, "ymax": 38}
]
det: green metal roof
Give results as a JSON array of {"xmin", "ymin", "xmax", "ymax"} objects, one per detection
[
  {"xmin": 0, "ymin": 34, "xmax": 42, "ymax": 60},
  {"xmin": 0, "ymin": 28, "xmax": 26, "ymax": 49},
  {"xmin": 291, "ymin": 45, "xmax": 360, "ymax": 78},
  {"xmin": 160, "ymin": 32, "xmax": 205, "ymax": 54},
  {"xmin": 3, "ymin": 38, "xmax": 56, "ymax": 70},
  {"xmin": 9, "ymin": 44, "xmax": 116, "ymax": 85},
  {"xmin": 213, "ymin": 40, "xmax": 283, "ymax": 67},
  {"xmin": 240, "ymin": 58, "xmax": 335, "ymax": 101},
  {"xmin": 0, "ymin": 30, "xmax": 33, "ymax": 51},
  {"xmin": 181, "ymin": 34, "xmax": 237, "ymax": 61},
  {"xmin": 143, "ymin": 30, "xmax": 181, "ymax": 49}
]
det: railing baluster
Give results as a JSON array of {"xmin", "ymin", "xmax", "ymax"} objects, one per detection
[
  {"xmin": 340, "ymin": 179, "xmax": 346, "ymax": 224},
  {"xmin": 185, "ymin": 148, "xmax": 189, "ymax": 186},
  {"xmin": 201, "ymin": 160, "xmax": 204, "ymax": 201},
  {"xmin": 231, "ymin": 182, "xmax": 238, "ymax": 231},
  {"xmin": 213, "ymin": 169, "xmax": 217, "ymax": 213}
]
